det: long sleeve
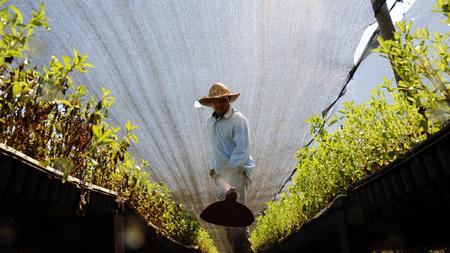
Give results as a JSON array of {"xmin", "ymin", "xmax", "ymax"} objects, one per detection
[
  {"xmin": 208, "ymin": 108, "xmax": 254, "ymax": 172},
  {"xmin": 228, "ymin": 116, "xmax": 251, "ymax": 168}
]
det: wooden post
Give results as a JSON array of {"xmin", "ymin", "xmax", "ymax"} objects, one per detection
[
  {"xmin": 370, "ymin": 0, "xmax": 401, "ymax": 83},
  {"xmin": 371, "ymin": 0, "xmax": 396, "ymax": 40},
  {"xmin": 114, "ymin": 200, "xmax": 125, "ymax": 253}
]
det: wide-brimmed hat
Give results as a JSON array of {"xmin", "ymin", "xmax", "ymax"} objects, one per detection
[{"xmin": 199, "ymin": 82, "xmax": 240, "ymax": 107}]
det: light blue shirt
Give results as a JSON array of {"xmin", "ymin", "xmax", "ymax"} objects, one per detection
[{"xmin": 207, "ymin": 107, "xmax": 255, "ymax": 173}]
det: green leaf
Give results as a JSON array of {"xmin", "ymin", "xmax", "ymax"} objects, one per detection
[
  {"xmin": 113, "ymin": 126, "xmax": 121, "ymax": 134},
  {"xmin": 97, "ymin": 129, "xmax": 112, "ymax": 144},
  {"xmin": 26, "ymin": 27, "xmax": 34, "ymax": 38},
  {"xmin": 125, "ymin": 120, "xmax": 138, "ymax": 133},
  {"xmin": 62, "ymin": 55, "xmax": 71, "ymax": 67},
  {"xmin": 396, "ymin": 21, "xmax": 405, "ymax": 32},
  {"xmin": 77, "ymin": 85, "xmax": 88, "ymax": 96},
  {"xmin": 92, "ymin": 124, "xmax": 101, "ymax": 139},
  {"xmin": 10, "ymin": 5, "xmax": 23, "ymax": 23},
  {"xmin": 327, "ymin": 115, "xmax": 338, "ymax": 127},
  {"xmin": 39, "ymin": 2, "xmax": 45, "ymax": 16},
  {"xmin": 83, "ymin": 62, "xmax": 95, "ymax": 68},
  {"xmin": 55, "ymin": 99, "xmax": 72, "ymax": 108},
  {"xmin": 101, "ymin": 87, "xmax": 111, "ymax": 98},
  {"xmin": 12, "ymin": 82, "xmax": 21, "ymax": 96},
  {"xmin": 52, "ymin": 157, "xmax": 75, "ymax": 183},
  {"xmin": 73, "ymin": 48, "xmax": 79, "ymax": 60},
  {"xmin": 39, "ymin": 160, "xmax": 51, "ymax": 167}
]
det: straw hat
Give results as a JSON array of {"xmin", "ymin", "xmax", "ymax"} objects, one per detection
[{"xmin": 199, "ymin": 82, "xmax": 240, "ymax": 107}]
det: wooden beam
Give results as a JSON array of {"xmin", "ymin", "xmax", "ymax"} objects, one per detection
[{"xmin": 370, "ymin": 0, "xmax": 401, "ymax": 83}]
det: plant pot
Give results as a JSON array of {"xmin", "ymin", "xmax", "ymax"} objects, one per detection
[
  {"xmin": 436, "ymin": 144, "xmax": 450, "ymax": 176},
  {"xmin": 0, "ymin": 158, "xmax": 14, "ymax": 192},
  {"xmin": 57, "ymin": 182, "xmax": 69, "ymax": 206},
  {"xmin": 390, "ymin": 172, "xmax": 404, "ymax": 197},
  {"xmin": 374, "ymin": 181, "xmax": 385, "ymax": 204},
  {"xmin": 410, "ymin": 159, "xmax": 428, "ymax": 187},
  {"xmin": 37, "ymin": 176, "xmax": 49, "ymax": 201},
  {"xmin": 10, "ymin": 162, "xmax": 27, "ymax": 195},
  {"xmin": 23, "ymin": 170, "xmax": 39, "ymax": 198},
  {"xmin": 422, "ymin": 150, "xmax": 444, "ymax": 182},
  {"xmin": 47, "ymin": 178, "xmax": 61, "ymax": 203},
  {"xmin": 400, "ymin": 164, "xmax": 415, "ymax": 193},
  {"xmin": 381, "ymin": 177, "xmax": 394, "ymax": 200}
]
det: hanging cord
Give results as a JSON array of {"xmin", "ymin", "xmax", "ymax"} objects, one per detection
[
  {"xmin": 268, "ymin": 53, "xmax": 364, "ymax": 203},
  {"xmin": 260, "ymin": 0, "xmax": 404, "ymax": 215}
]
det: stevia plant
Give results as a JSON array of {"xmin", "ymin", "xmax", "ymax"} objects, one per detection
[
  {"xmin": 0, "ymin": 2, "xmax": 218, "ymax": 252},
  {"xmin": 250, "ymin": 1, "xmax": 449, "ymax": 251}
]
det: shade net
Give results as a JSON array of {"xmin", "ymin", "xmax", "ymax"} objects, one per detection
[
  {"xmin": 13, "ymin": 1, "xmax": 377, "ymax": 251},
  {"xmin": 333, "ymin": 0, "xmax": 449, "ymax": 110}
]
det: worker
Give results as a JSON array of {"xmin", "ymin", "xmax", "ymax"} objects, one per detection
[{"xmin": 199, "ymin": 82, "xmax": 255, "ymax": 253}]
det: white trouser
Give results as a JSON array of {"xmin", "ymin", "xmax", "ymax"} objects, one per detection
[{"xmin": 214, "ymin": 166, "xmax": 253, "ymax": 253}]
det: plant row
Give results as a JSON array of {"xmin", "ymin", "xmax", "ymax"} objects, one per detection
[
  {"xmin": 0, "ymin": 2, "xmax": 218, "ymax": 252},
  {"xmin": 250, "ymin": 1, "xmax": 450, "ymax": 251}
]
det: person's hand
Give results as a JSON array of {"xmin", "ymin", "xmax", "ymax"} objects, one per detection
[
  {"xmin": 209, "ymin": 169, "xmax": 216, "ymax": 178},
  {"xmin": 225, "ymin": 187, "xmax": 237, "ymax": 202}
]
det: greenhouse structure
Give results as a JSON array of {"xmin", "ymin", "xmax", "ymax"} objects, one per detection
[{"xmin": 0, "ymin": 0, "xmax": 449, "ymax": 252}]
